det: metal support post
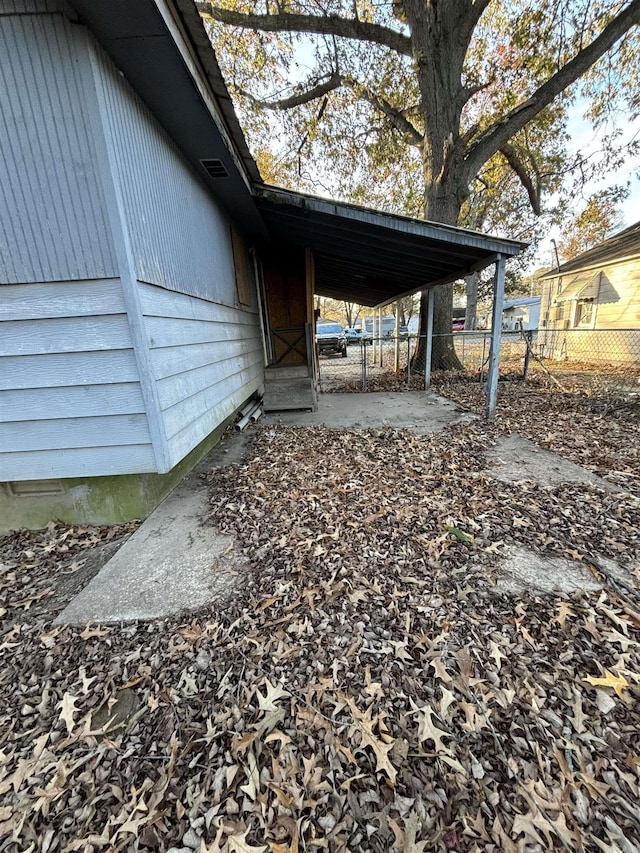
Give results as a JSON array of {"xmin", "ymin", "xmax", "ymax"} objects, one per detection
[
  {"xmin": 378, "ymin": 308, "xmax": 383, "ymax": 367},
  {"xmin": 361, "ymin": 341, "xmax": 367, "ymax": 390},
  {"xmin": 424, "ymin": 287, "xmax": 434, "ymax": 390},
  {"xmin": 394, "ymin": 301, "xmax": 400, "ymax": 373},
  {"xmin": 373, "ymin": 311, "xmax": 378, "ymax": 363},
  {"xmin": 522, "ymin": 329, "xmax": 532, "ymax": 380},
  {"xmin": 485, "ymin": 255, "xmax": 506, "ymax": 420}
]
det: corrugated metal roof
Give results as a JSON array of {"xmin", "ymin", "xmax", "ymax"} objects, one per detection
[
  {"xmin": 256, "ymin": 186, "xmax": 526, "ymax": 307},
  {"xmin": 542, "ymin": 221, "xmax": 640, "ymax": 278}
]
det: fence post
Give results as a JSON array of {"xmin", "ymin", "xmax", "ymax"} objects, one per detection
[
  {"xmin": 479, "ymin": 333, "xmax": 487, "ymax": 383},
  {"xmin": 407, "ymin": 336, "xmax": 411, "ymax": 384},
  {"xmin": 394, "ymin": 303, "xmax": 400, "ymax": 373},
  {"xmin": 372, "ymin": 313, "xmax": 377, "ymax": 363},
  {"xmin": 522, "ymin": 330, "xmax": 532, "ymax": 380}
]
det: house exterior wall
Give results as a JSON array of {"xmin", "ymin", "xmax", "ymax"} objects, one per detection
[
  {"xmin": 0, "ymin": 2, "xmax": 117, "ymax": 283},
  {"xmin": 502, "ymin": 300, "xmax": 541, "ymax": 331},
  {"xmin": 539, "ymin": 258, "xmax": 640, "ymax": 363},
  {"xmin": 0, "ymin": 279, "xmax": 155, "ymax": 480},
  {"xmin": 90, "ymin": 41, "xmax": 263, "ymax": 469},
  {"xmin": 0, "ymin": 4, "xmax": 157, "ymax": 482},
  {"xmin": 0, "ymin": 3, "xmax": 263, "ymax": 523},
  {"xmin": 138, "ymin": 282, "xmax": 263, "ymax": 469}
]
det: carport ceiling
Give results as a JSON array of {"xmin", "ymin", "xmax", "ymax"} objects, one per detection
[{"xmin": 256, "ymin": 186, "xmax": 526, "ymax": 307}]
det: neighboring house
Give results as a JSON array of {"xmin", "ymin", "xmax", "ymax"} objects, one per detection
[
  {"xmin": 0, "ymin": 0, "xmax": 525, "ymax": 531},
  {"xmin": 363, "ymin": 315, "xmax": 396, "ymax": 337},
  {"xmin": 502, "ymin": 297, "xmax": 541, "ymax": 331},
  {"xmin": 538, "ymin": 222, "xmax": 640, "ymax": 362}
]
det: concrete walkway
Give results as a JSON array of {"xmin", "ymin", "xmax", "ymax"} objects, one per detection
[
  {"xmin": 486, "ymin": 433, "xmax": 617, "ymax": 491},
  {"xmin": 263, "ymin": 390, "xmax": 473, "ymax": 433},
  {"xmin": 56, "ymin": 391, "xmax": 622, "ymax": 624},
  {"xmin": 55, "ymin": 435, "xmax": 251, "ymax": 625}
]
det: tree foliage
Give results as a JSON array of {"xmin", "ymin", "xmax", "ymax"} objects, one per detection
[
  {"xmin": 557, "ymin": 187, "xmax": 627, "ymax": 259},
  {"xmin": 200, "ymin": 0, "xmax": 640, "ymax": 367}
]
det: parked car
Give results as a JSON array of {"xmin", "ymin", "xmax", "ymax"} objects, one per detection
[
  {"xmin": 453, "ymin": 319, "xmax": 465, "ymax": 332},
  {"xmin": 316, "ymin": 322, "xmax": 348, "ymax": 357},
  {"xmin": 344, "ymin": 327, "xmax": 364, "ymax": 344},
  {"xmin": 344, "ymin": 327, "xmax": 373, "ymax": 344},
  {"xmin": 399, "ymin": 325, "xmax": 409, "ymax": 340}
]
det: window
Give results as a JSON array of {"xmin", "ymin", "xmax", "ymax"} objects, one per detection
[
  {"xmin": 574, "ymin": 299, "xmax": 594, "ymax": 327},
  {"xmin": 230, "ymin": 228, "xmax": 252, "ymax": 307}
]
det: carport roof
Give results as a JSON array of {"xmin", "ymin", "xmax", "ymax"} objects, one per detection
[{"xmin": 256, "ymin": 186, "xmax": 527, "ymax": 307}]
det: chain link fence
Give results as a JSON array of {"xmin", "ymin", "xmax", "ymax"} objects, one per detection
[
  {"xmin": 317, "ymin": 336, "xmax": 419, "ymax": 392},
  {"xmin": 318, "ymin": 328, "xmax": 640, "ymax": 402}
]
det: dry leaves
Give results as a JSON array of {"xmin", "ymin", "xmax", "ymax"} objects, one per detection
[{"xmin": 1, "ymin": 419, "xmax": 639, "ymax": 851}]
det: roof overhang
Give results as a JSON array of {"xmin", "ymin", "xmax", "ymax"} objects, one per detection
[
  {"xmin": 554, "ymin": 272, "xmax": 601, "ymax": 302},
  {"xmin": 256, "ymin": 186, "xmax": 527, "ymax": 307},
  {"xmin": 67, "ymin": 0, "xmax": 266, "ymax": 236}
]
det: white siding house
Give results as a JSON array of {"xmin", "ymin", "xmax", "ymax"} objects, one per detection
[
  {"xmin": 0, "ymin": 0, "xmax": 527, "ymax": 529},
  {"xmin": 0, "ymin": 0, "xmax": 263, "ymax": 527}
]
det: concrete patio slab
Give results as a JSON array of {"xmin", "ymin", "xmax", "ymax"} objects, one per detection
[
  {"xmin": 496, "ymin": 545, "xmax": 602, "ymax": 595},
  {"xmin": 57, "ymin": 391, "xmax": 620, "ymax": 624},
  {"xmin": 484, "ymin": 434, "xmax": 620, "ymax": 491},
  {"xmin": 263, "ymin": 390, "xmax": 474, "ymax": 433},
  {"xmin": 55, "ymin": 437, "xmax": 251, "ymax": 625}
]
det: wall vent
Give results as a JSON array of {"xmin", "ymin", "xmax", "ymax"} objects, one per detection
[
  {"xmin": 7, "ymin": 480, "xmax": 65, "ymax": 497},
  {"xmin": 200, "ymin": 158, "xmax": 229, "ymax": 179}
]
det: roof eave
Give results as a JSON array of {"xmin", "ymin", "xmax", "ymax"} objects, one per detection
[
  {"xmin": 540, "ymin": 251, "xmax": 640, "ymax": 280},
  {"xmin": 257, "ymin": 184, "xmax": 527, "ymax": 258}
]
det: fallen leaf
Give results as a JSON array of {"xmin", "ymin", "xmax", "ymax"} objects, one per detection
[{"xmin": 584, "ymin": 669, "xmax": 629, "ymax": 700}]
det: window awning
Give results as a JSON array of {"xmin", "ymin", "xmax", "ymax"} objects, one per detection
[
  {"xmin": 255, "ymin": 186, "xmax": 527, "ymax": 308},
  {"xmin": 555, "ymin": 272, "xmax": 601, "ymax": 302}
]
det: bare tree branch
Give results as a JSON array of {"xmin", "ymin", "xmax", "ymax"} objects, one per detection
[
  {"xmin": 464, "ymin": 0, "xmax": 640, "ymax": 176},
  {"xmin": 358, "ymin": 88, "xmax": 424, "ymax": 146},
  {"xmin": 196, "ymin": 3, "xmax": 412, "ymax": 55},
  {"xmin": 237, "ymin": 72, "xmax": 344, "ymax": 110},
  {"xmin": 500, "ymin": 144, "xmax": 541, "ymax": 215}
]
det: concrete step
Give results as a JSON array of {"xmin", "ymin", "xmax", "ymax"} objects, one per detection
[
  {"xmin": 264, "ymin": 377, "xmax": 317, "ymax": 412},
  {"xmin": 265, "ymin": 364, "xmax": 311, "ymax": 381}
]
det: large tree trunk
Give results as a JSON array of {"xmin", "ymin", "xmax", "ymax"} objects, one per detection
[
  {"xmin": 411, "ymin": 187, "xmax": 469, "ymax": 371},
  {"xmin": 464, "ymin": 272, "xmax": 479, "ymax": 330},
  {"xmin": 416, "ymin": 191, "xmax": 468, "ymax": 370},
  {"xmin": 403, "ymin": 0, "xmax": 472, "ymax": 371}
]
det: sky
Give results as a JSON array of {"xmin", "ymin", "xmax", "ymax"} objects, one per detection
[
  {"xmin": 244, "ymin": 32, "xmax": 640, "ymax": 272},
  {"xmin": 532, "ymin": 100, "xmax": 640, "ymax": 270}
]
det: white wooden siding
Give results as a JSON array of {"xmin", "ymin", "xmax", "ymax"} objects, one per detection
[
  {"xmin": 0, "ymin": 8, "xmax": 116, "ymax": 283},
  {"xmin": 0, "ymin": 278, "xmax": 155, "ymax": 480},
  {"xmin": 0, "ymin": 446, "xmax": 157, "ymax": 481},
  {"xmin": 91, "ymin": 45, "xmax": 243, "ymax": 307},
  {"xmin": 1, "ymin": 10, "xmax": 264, "ymax": 484},
  {"xmin": 138, "ymin": 282, "xmax": 263, "ymax": 469}
]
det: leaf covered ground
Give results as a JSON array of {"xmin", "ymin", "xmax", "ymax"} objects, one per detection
[
  {"xmin": 1, "ymin": 414, "xmax": 640, "ymax": 852},
  {"xmin": 333, "ymin": 369, "xmax": 640, "ymax": 497}
]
